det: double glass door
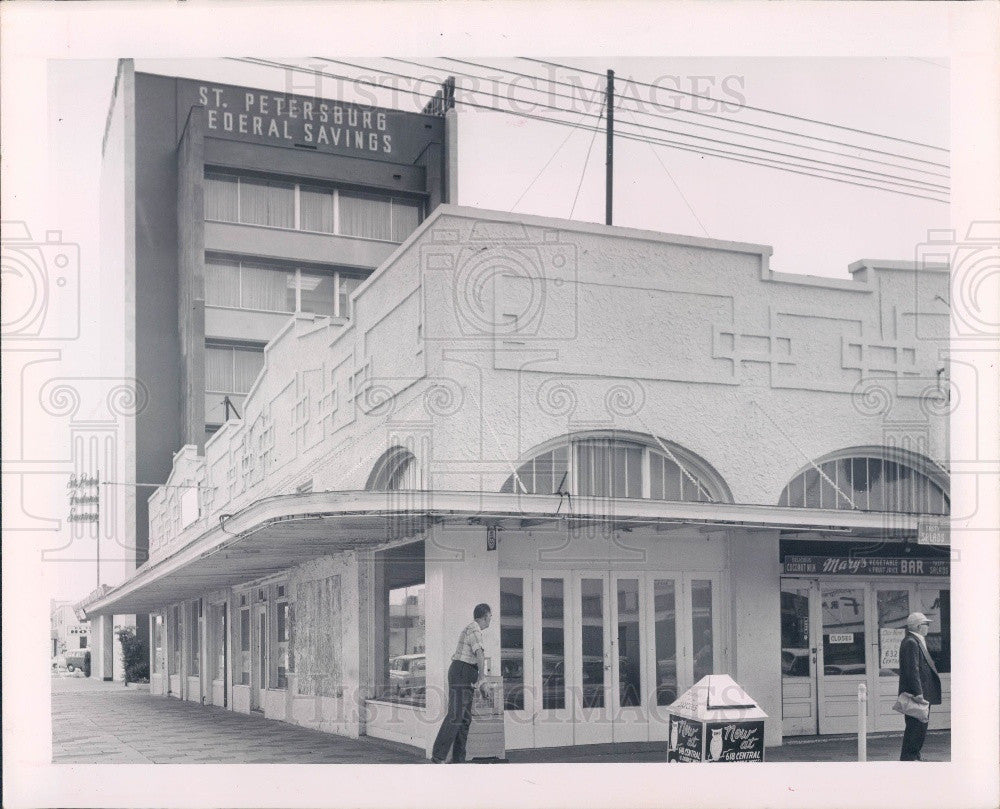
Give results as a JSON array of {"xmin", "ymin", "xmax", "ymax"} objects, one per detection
[
  {"xmin": 501, "ymin": 570, "xmax": 722, "ymax": 749},
  {"xmin": 781, "ymin": 579, "xmax": 950, "ymax": 736}
]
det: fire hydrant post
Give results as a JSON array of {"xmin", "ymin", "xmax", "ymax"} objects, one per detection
[{"xmin": 857, "ymin": 682, "xmax": 867, "ymax": 762}]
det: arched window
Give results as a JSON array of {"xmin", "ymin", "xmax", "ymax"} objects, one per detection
[
  {"xmin": 778, "ymin": 448, "xmax": 948, "ymax": 515},
  {"xmin": 366, "ymin": 447, "xmax": 419, "ymax": 491},
  {"xmin": 500, "ymin": 432, "xmax": 731, "ymax": 503}
]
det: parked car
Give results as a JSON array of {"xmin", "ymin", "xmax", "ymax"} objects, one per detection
[
  {"xmin": 64, "ymin": 649, "xmax": 91, "ymax": 675},
  {"xmin": 51, "ymin": 653, "xmax": 67, "ymax": 670},
  {"xmin": 389, "ymin": 653, "xmax": 425, "ymax": 700}
]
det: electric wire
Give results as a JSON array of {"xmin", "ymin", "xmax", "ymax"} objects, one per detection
[
  {"xmin": 436, "ymin": 57, "xmax": 949, "ymax": 171},
  {"xmin": 509, "ymin": 110, "xmax": 590, "ymax": 211},
  {"xmin": 522, "ymin": 57, "xmax": 949, "ymax": 153},
  {"xmin": 570, "ymin": 104, "xmax": 604, "ymax": 218},
  {"xmin": 323, "ymin": 57, "xmax": 948, "ymax": 192},
  {"xmin": 233, "ymin": 58, "xmax": 947, "ymax": 203}
]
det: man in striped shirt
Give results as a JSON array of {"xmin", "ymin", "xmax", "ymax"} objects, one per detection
[{"xmin": 431, "ymin": 603, "xmax": 492, "ymax": 763}]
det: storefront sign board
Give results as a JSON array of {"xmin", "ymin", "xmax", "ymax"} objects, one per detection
[{"xmin": 783, "ymin": 555, "xmax": 949, "ymax": 577}]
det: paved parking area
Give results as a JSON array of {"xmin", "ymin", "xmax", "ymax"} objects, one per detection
[
  {"xmin": 52, "ymin": 676, "xmax": 422, "ymax": 764},
  {"xmin": 53, "ymin": 676, "xmax": 949, "ymax": 764}
]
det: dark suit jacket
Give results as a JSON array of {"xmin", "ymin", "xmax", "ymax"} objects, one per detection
[{"xmin": 897, "ymin": 631, "xmax": 942, "ymax": 705}]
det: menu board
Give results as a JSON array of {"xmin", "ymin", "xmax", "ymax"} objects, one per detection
[
  {"xmin": 670, "ymin": 716, "xmax": 703, "ymax": 763},
  {"xmin": 703, "ymin": 720, "xmax": 765, "ymax": 763}
]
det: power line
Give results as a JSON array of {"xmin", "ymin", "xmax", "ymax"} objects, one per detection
[
  {"xmin": 437, "ymin": 57, "xmax": 949, "ymax": 171},
  {"xmin": 510, "ymin": 111, "xmax": 588, "ymax": 211},
  {"xmin": 620, "ymin": 101, "xmax": 710, "ymax": 237},
  {"xmin": 522, "ymin": 57, "xmax": 949, "ymax": 153},
  {"xmin": 333, "ymin": 57, "xmax": 947, "ymax": 193},
  {"xmin": 238, "ymin": 58, "xmax": 946, "ymax": 203},
  {"xmin": 570, "ymin": 104, "xmax": 604, "ymax": 218}
]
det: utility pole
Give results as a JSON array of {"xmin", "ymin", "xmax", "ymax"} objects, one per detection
[{"xmin": 605, "ymin": 69, "xmax": 614, "ymax": 226}]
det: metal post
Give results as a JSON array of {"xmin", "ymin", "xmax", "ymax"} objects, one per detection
[
  {"xmin": 605, "ymin": 69, "xmax": 614, "ymax": 226},
  {"xmin": 857, "ymin": 682, "xmax": 868, "ymax": 761},
  {"xmin": 95, "ymin": 470, "xmax": 101, "ymax": 589}
]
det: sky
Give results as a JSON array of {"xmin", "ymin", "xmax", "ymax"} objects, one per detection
[{"xmin": 33, "ymin": 54, "xmax": 949, "ymax": 604}]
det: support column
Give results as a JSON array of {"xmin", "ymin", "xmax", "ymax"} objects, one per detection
[
  {"xmin": 729, "ymin": 529, "xmax": 783, "ymax": 747},
  {"xmin": 91, "ymin": 614, "xmax": 115, "ymax": 681},
  {"xmin": 424, "ymin": 523, "xmax": 501, "ymax": 758}
]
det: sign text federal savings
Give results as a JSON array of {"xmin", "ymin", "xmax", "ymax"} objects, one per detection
[{"xmin": 199, "ymin": 86, "xmax": 393, "ymax": 154}]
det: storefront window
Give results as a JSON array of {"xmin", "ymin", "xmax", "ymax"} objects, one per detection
[
  {"xmin": 780, "ymin": 586, "xmax": 811, "ymax": 677},
  {"xmin": 917, "ymin": 588, "xmax": 950, "ymax": 673},
  {"xmin": 376, "ymin": 542, "xmax": 425, "ymax": 705},
  {"xmin": 500, "ymin": 578, "xmax": 525, "ymax": 711},
  {"xmin": 169, "ymin": 606, "xmax": 181, "ymax": 676},
  {"xmin": 152, "ymin": 615, "xmax": 163, "ymax": 674},
  {"xmin": 274, "ymin": 596, "xmax": 292, "ymax": 689},
  {"xmin": 876, "ymin": 589, "xmax": 910, "ymax": 676},
  {"xmin": 188, "ymin": 599, "xmax": 202, "ymax": 676},
  {"xmin": 821, "ymin": 587, "xmax": 866, "ymax": 675},
  {"xmin": 239, "ymin": 605, "xmax": 251, "ymax": 686}
]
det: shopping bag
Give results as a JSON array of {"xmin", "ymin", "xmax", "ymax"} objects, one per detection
[{"xmin": 892, "ymin": 692, "xmax": 930, "ymax": 723}]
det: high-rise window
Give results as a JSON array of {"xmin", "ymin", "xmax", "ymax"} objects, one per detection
[
  {"xmin": 205, "ymin": 345, "xmax": 265, "ymax": 397},
  {"xmin": 204, "ymin": 171, "xmax": 422, "ymax": 243},
  {"xmin": 204, "ymin": 255, "xmax": 364, "ymax": 319}
]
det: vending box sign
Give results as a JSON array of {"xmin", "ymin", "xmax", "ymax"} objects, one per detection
[
  {"xmin": 669, "ymin": 717, "xmax": 703, "ymax": 763},
  {"xmin": 703, "ymin": 721, "xmax": 765, "ymax": 763},
  {"xmin": 667, "ymin": 675, "xmax": 768, "ymax": 763}
]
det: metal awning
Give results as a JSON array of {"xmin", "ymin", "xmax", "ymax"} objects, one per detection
[{"xmin": 80, "ymin": 489, "xmax": 920, "ymax": 617}]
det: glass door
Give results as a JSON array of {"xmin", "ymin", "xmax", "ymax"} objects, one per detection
[
  {"xmin": 646, "ymin": 575, "xmax": 680, "ymax": 742},
  {"xmin": 780, "ymin": 579, "xmax": 820, "ymax": 736},
  {"xmin": 817, "ymin": 584, "xmax": 868, "ymax": 734},
  {"xmin": 533, "ymin": 573, "xmax": 573, "ymax": 747},
  {"xmin": 610, "ymin": 574, "xmax": 648, "ymax": 742},
  {"xmin": 500, "ymin": 574, "xmax": 534, "ymax": 750},
  {"xmin": 574, "ymin": 573, "xmax": 613, "ymax": 744}
]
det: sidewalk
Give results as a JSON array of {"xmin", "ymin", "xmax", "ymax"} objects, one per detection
[
  {"xmin": 506, "ymin": 730, "xmax": 950, "ymax": 764},
  {"xmin": 53, "ymin": 675, "xmax": 949, "ymax": 764},
  {"xmin": 52, "ymin": 675, "xmax": 422, "ymax": 764}
]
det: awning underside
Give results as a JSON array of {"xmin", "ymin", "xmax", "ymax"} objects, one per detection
[{"xmin": 82, "ymin": 490, "xmax": 925, "ymax": 616}]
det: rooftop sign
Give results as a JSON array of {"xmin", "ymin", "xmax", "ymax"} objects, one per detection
[{"xmin": 176, "ymin": 79, "xmax": 442, "ymax": 163}]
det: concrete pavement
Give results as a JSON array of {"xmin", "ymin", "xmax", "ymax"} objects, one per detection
[
  {"xmin": 52, "ymin": 675, "xmax": 422, "ymax": 764},
  {"xmin": 52, "ymin": 675, "xmax": 949, "ymax": 764}
]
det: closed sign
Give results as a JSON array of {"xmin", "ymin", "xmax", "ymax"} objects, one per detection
[{"xmin": 829, "ymin": 633, "xmax": 854, "ymax": 644}]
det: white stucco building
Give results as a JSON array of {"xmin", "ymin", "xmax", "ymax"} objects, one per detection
[{"xmin": 81, "ymin": 205, "xmax": 951, "ymax": 756}]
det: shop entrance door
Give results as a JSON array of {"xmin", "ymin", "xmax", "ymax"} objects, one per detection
[
  {"xmin": 252, "ymin": 602, "xmax": 267, "ymax": 711},
  {"xmin": 501, "ymin": 569, "xmax": 722, "ymax": 749},
  {"xmin": 780, "ymin": 580, "xmax": 820, "ymax": 736},
  {"xmin": 817, "ymin": 583, "xmax": 868, "ymax": 734}
]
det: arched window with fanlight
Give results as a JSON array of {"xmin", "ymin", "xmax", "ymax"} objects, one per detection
[
  {"xmin": 366, "ymin": 446, "xmax": 420, "ymax": 491},
  {"xmin": 500, "ymin": 432, "xmax": 731, "ymax": 504},
  {"xmin": 777, "ymin": 447, "xmax": 949, "ymax": 515}
]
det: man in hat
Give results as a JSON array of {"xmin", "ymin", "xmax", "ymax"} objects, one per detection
[{"xmin": 897, "ymin": 611, "xmax": 942, "ymax": 761}]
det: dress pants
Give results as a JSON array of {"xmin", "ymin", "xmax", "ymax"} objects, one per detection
[
  {"xmin": 900, "ymin": 713, "xmax": 928, "ymax": 761},
  {"xmin": 432, "ymin": 660, "xmax": 478, "ymax": 763}
]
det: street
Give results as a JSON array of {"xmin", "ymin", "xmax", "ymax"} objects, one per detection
[{"xmin": 52, "ymin": 676, "xmax": 949, "ymax": 764}]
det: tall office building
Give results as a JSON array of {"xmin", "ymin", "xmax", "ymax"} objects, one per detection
[{"xmin": 98, "ymin": 59, "xmax": 455, "ymax": 652}]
